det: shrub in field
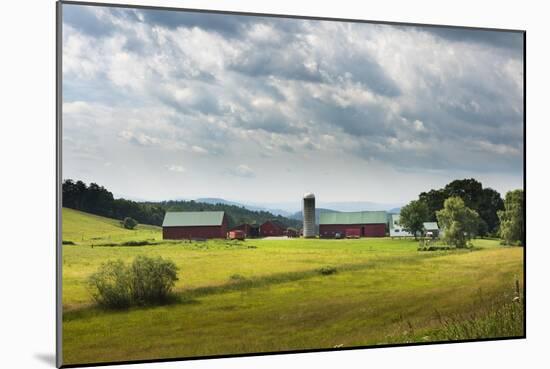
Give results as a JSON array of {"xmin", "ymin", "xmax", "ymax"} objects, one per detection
[
  {"xmin": 317, "ymin": 266, "xmax": 337, "ymax": 275},
  {"xmin": 122, "ymin": 217, "xmax": 138, "ymax": 230},
  {"xmin": 88, "ymin": 260, "xmax": 132, "ymax": 309},
  {"xmin": 62, "ymin": 240, "xmax": 75, "ymax": 245},
  {"xmin": 229, "ymin": 273, "xmax": 246, "ymax": 281},
  {"xmin": 122, "ymin": 240, "xmax": 154, "ymax": 246},
  {"xmin": 130, "ymin": 256, "xmax": 179, "ymax": 305},
  {"xmin": 88, "ymin": 256, "xmax": 179, "ymax": 309},
  {"xmin": 418, "ymin": 245, "xmax": 452, "ymax": 251}
]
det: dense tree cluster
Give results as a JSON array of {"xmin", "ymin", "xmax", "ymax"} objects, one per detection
[
  {"xmin": 498, "ymin": 189, "xmax": 525, "ymax": 246},
  {"xmin": 62, "ymin": 179, "xmax": 301, "ymax": 229},
  {"xmin": 418, "ymin": 178, "xmax": 504, "ymax": 236}
]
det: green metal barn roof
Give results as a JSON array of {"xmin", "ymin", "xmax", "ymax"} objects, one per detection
[
  {"xmin": 319, "ymin": 211, "xmax": 388, "ymax": 225},
  {"xmin": 423, "ymin": 222, "xmax": 439, "ymax": 231},
  {"xmin": 162, "ymin": 211, "xmax": 225, "ymax": 227}
]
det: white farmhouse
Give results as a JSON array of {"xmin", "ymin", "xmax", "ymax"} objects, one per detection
[{"xmin": 389, "ymin": 214, "xmax": 414, "ymax": 237}]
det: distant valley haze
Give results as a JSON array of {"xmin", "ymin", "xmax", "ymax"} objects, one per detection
[{"xmin": 112, "ymin": 193, "xmax": 402, "ymax": 215}]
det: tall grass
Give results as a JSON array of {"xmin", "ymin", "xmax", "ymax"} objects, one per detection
[
  {"xmin": 433, "ymin": 278, "xmax": 524, "ymax": 340},
  {"xmin": 394, "ymin": 279, "xmax": 524, "ymax": 342},
  {"xmin": 432, "ymin": 300, "xmax": 524, "ymax": 340}
]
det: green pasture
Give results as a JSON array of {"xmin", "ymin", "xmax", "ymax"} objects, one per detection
[{"xmin": 61, "ymin": 208, "xmax": 524, "ymax": 365}]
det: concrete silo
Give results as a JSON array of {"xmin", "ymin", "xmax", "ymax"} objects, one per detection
[{"xmin": 303, "ymin": 192, "xmax": 316, "ymax": 238}]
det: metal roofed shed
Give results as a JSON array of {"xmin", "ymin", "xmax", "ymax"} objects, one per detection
[
  {"xmin": 162, "ymin": 211, "xmax": 228, "ymax": 240},
  {"xmin": 423, "ymin": 222, "xmax": 441, "ymax": 238},
  {"xmin": 423, "ymin": 222, "xmax": 439, "ymax": 231}
]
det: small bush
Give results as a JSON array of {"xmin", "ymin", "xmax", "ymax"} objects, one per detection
[
  {"xmin": 122, "ymin": 217, "xmax": 138, "ymax": 230},
  {"xmin": 88, "ymin": 256, "xmax": 179, "ymax": 309},
  {"xmin": 122, "ymin": 240, "xmax": 154, "ymax": 246},
  {"xmin": 62, "ymin": 240, "xmax": 75, "ymax": 245},
  {"xmin": 88, "ymin": 260, "xmax": 132, "ymax": 309},
  {"xmin": 317, "ymin": 266, "xmax": 337, "ymax": 275},
  {"xmin": 418, "ymin": 245, "xmax": 452, "ymax": 252},
  {"xmin": 95, "ymin": 240, "xmax": 158, "ymax": 247},
  {"xmin": 229, "ymin": 274, "xmax": 246, "ymax": 281},
  {"xmin": 130, "ymin": 256, "xmax": 179, "ymax": 305}
]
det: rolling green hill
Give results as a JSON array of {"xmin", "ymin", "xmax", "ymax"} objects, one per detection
[
  {"xmin": 62, "ymin": 179, "xmax": 302, "ymax": 229},
  {"xmin": 62, "ymin": 207, "xmax": 161, "ymax": 244}
]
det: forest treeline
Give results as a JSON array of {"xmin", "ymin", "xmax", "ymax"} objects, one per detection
[{"xmin": 62, "ymin": 179, "xmax": 302, "ymax": 229}]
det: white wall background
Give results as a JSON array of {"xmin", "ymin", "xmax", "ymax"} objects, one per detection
[{"xmin": 0, "ymin": 0, "xmax": 547, "ymax": 368}]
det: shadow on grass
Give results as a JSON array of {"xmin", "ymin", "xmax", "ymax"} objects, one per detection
[
  {"xmin": 177, "ymin": 251, "xmax": 451, "ymax": 300},
  {"xmin": 64, "ymin": 250, "xmax": 465, "ymax": 319}
]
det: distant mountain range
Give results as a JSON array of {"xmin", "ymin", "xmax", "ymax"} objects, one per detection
[
  {"xmin": 289, "ymin": 208, "xmax": 339, "ymax": 224},
  {"xmin": 316, "ymin": 201, "xmax": 402, "ymax": 213},
  {"xmin": 194, "ymin": 198, "xmax": 403, "ymax": 217},
  {"xmin": 116, "ymin": 194, "xmax": 403, "ymax": 217},
  {"xmin": 195, "ymin": 198, "xmax": 294, "ymax": 217}
]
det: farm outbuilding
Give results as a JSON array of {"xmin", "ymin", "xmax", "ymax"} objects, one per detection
[
  {"xmin": 230, "ymin": 223, "xmax": 260, "ymax": 238},
  {"xmin": 162, "ymin": 211, "xmax": 228, "ymax": 240},
  {"xmin": 389, "ymin": 214, "xmax": 414, "ymax": 237},
  {"xmin": 319, "ymin": 211, "xmax": 388, "ymax": 238},
  {"xmin": 285, "ymin": 227, "xmax": 299, "ymax": 238},
  {"xmin": 260, "ymin": 220, "xmax": 286, "ymax": 237},
  {"xmin": 423, "ymin": 222, "xmax": 441, "ymax": 238}
]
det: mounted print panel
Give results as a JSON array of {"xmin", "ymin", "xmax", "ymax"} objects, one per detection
[{"xmin": 57, "ymin": 1, "xmax": 525, "ymax": 367}]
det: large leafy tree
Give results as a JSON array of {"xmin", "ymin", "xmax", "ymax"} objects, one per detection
[
  {"xmin": 399, "ymin": 200, "xmax": 429, "ymax": 239},
  {"xmin": 436, "ymin": 197, "xmax": 481, "ymax": 248},
  {"xmin": 498, "ymin": 189, "xmax": 525, "ymax": 246},
  {"xmin": 419, "ymin": 179, "xmax": 503, "ymax": 236},
  {"xmin": 418, "ymin": 189, "xmax": 447, "ymax": 222},
  {"xmin": 478, "ymin": 187, "xmax": 505, "ymax": 234}
]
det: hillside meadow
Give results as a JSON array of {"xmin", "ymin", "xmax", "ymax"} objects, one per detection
[{"xmin": 61, "ymin": 208, "xmax": 524, "ymax": 365}]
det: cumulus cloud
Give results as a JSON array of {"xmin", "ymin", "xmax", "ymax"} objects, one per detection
[
  {"xmin": 119, "ymin": 130, "xmax": 160, "ymax": 146},
  {"xmin": 61, "ymin": 3, "xmax": 524, "ymax": 201},
  {"xmin": 231, "ymin": 164, "xmax": 256, "ymax": 178},
  {"xmin": 165, "ymin": 164, "xmax": 186, "ymax": 173}
]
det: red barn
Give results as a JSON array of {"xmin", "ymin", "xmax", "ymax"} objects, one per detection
[
  {"xmin": 260, "ymin": 220, "xmax": 286, "ymax": 237},
  {"xmin": 319, "ymin": 211, "xmax": 388, "ymax": 238},
  {"xmin": 162, "ymin": 211, "xmax": 227, "ymax": 240},
  {"xmin": 230, "ymin": 223, "xmax": 260, "ymax": 238}
]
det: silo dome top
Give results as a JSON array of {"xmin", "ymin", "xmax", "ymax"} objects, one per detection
[{"xmin": 303, "ymin": 192, "xmax": 315, "ymax": 199}]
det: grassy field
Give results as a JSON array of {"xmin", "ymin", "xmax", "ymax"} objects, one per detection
[{"xmin": 61, "ymin": 207, "xmax": 524, "ymax": 365}]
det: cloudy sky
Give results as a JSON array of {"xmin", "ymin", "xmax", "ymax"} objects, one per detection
[{"xmin": 62, "ymin": 4, "xmax": 524, "ymax": 207}]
